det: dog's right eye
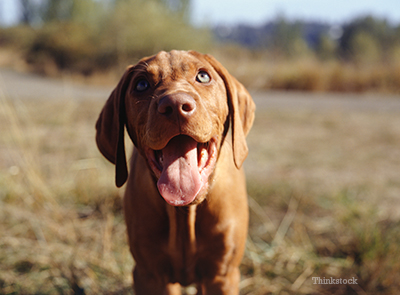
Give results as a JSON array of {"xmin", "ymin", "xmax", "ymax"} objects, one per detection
[
  {"xmin": 196, "ymin": 71, "xmax": 211, "ymax": 83},
  {"xmin": 135, "ymin": 79, "xmax": 150, "ymax": 92}
]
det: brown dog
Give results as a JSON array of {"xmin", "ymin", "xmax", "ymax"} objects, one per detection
[{"xmin": 96, "ymin": 50, "xmax": 255, "ymax": 294}]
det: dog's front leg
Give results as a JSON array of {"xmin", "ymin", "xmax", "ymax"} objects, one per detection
[
  {"xmin": 133, "ymin": 267, "xmax": 182, "ymax": 295},
  {"xmin": 200, "ymin": 267, "xmax": 240, "ymax": 295}
]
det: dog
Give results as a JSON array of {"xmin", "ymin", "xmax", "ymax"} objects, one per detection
[{"xmin": 96, "ymin": 50, "xmax": 255, "ymax": 294}]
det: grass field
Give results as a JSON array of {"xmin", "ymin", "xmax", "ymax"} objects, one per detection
[{"xmin": 1, "ymin": 80, "xmax": 400, "ymax": 294}]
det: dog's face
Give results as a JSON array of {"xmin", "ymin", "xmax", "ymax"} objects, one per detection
[
  {"xmin": 96, "ymin": 50, "xmax": 255, "ymax": 206},
  {"xmin": 126, "ymin": 51, "xmax": 229, "ymax": 151},
  {"xmin": 125, "ymin": 51, "xmax": 229, "ymax": 206}
]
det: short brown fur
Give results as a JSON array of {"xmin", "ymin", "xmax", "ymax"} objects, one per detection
[{"xmin": 96, "ymin": 50, "xmax": 255, "ymax": 294}]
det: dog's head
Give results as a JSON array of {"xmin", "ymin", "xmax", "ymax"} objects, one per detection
[{"xmin": 96, "ymin": 50, "xmax": 255, "ymax": 206}]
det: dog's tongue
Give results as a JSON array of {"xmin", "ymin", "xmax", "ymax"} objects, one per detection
[{"xmin": 157, "ymin": 136, "xmax": 202, "ymax": 206}]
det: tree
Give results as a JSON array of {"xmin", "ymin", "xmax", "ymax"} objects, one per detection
[
  {"xmin": 111, "ymin": 0, "xmax": 191, "ymax": 21},
  {"xmin": 339, "ymin": 16, "xmax": 393, "ymax": 62},
  {"xmin": 41, "ymin": 0, "xmax": 74, "ymax": 22},
  {"xmin": 316, "ymin": 34, "xmax": 337, "ymax": 60},
  {"xmin": 349, "ymin": 31, "xmax": 380, "ymax": 64},
  {"xmin": 272, "ymin": 16, "xmax": 309, "ymax": 57},
  {"xmin": 18, "ymin": 0, "xmax": 41, "ymax": 25}
]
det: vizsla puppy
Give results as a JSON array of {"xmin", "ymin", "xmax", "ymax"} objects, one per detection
[{"xmin": 96, "ymin": 50, "xmax": 255, "ymax": 294}]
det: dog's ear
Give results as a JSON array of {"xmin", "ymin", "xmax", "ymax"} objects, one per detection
[
  {"xmin": 96, "ymin": 66, "xmax": 134, "ymax": 187},
  {"xmin": 202, "ymin": 53, "xmax": 256, "ymax": 169}
]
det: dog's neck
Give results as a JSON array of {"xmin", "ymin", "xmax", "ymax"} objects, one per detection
[{"xmin": 166, "ymin": 204, "xmax": 197, "ymax": 284}]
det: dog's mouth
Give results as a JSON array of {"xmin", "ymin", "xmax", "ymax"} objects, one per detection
[{"xmin": 145, "ymin": 135, "xmax": 218, "ymax": 206}]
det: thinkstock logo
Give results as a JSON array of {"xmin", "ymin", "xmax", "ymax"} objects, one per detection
[{"xmin": 312, "ymin": 277, "xmax": 358, "ymax": 285}]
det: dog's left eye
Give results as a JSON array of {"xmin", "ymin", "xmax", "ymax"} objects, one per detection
[
  {"xmin": 135, "ymin": 79, "xmax": 150, "ymax": 92},
  {"xmin": 196, "ymin": 71, "xmax": 211, "ymax": 83}
]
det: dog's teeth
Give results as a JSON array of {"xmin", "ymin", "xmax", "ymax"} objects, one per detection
[
  {"xmin": 154, "ymin": 150, "xmax": 163, "ymax": 169},
  {"xmin": 198, "ymin": 147, "xmax": 208, "ymax": 169}
]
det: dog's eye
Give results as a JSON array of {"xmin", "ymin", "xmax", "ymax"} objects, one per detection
[
  {"xmin": 135, "ymin": 79, "xmax": 150, "ymax": 92},
  {"xmin": 196, "ymin": 71, "xmax": 211, "ymax": 83}
]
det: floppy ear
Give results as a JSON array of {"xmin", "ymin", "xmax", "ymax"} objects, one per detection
[
  {"xmin": 203, "ymin": 53, "xmax": 256, "ymax": 169},
  {"xmin": 95, "ymin": 66, "xmax": 134, "ymax": 187}
]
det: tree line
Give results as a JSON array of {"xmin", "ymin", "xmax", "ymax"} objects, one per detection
[
  {"xmin": 215, "ymin": 15, "xmax": 400, "ymax": 64},
  {"xmin": 0, "ymin": 0, "xmax": 399, "ymax": 92},
  {"xmin": 0, "ymin": 0, "xmax": 207, "ymax": 75}
]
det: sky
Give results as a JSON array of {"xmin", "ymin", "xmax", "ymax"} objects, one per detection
[
  {"xmin": 191, "ymin": 0, "xmax": 400, "ymax": 26},
  {"xmin": 1, "ymin": 0, "xmax": 400, "ymax": 26}
]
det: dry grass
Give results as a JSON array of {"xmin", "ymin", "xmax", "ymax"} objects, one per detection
[
  {"xmin": 242, "ymin": 107, "xmax": 400, "ymax": 294},
  {"xmin": 212, "ymin": 47, "xmax": 400, "ymax": 94},
  {"xmin": 2, "ymin": 43, "xmax": 400, "ymax": 94},
  {"xmin": 1, "ymin": 86, "xmax": 400, "ymax": 294},
  {"xmin": 0, "ymin": 94, "xmax": 133, "ymax": 294}
]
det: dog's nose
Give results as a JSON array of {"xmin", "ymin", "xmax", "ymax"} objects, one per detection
[{"xmin": 158, "ymin": 93, "xmax": 196, "ymax": 118}]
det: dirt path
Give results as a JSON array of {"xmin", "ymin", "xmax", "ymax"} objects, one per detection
[
  {"xmin": 1, "ymin": 68, "xmax": 399, "ymax": 112},
  {"xmin": 0, "ymin": 68, "xmax": 111, "ymax": 101},
  {"xmin": 251, "ymin": 90, "xmax": 400, "ymax": 113}
]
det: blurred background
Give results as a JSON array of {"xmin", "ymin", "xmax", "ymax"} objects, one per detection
[
  {"xmin": 0, "ymin": 0, "xmax": 399, "ymax": 91},
  {"xmin": 0, "ymin": 0, "xmax": 400, "ymax": 294}
]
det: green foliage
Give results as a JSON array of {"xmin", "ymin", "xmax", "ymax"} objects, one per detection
[
  {"xmin": 339, "ymin": 16, "xmax": 396, "ymax": 63},
  {"xmin": 272, "ymin": 16, "xmax": 311, "ymax": 57},
  {"xmin": 8, "ymin": 0, "xmax": 211, "ymax": 75},
  {"xmin": 102, "ymin": 0, "xmax": 210, "ymax": 61},
  {"xmin": 349, "ymin": 31, "xmax": 381, "ymax": 64},
  {"xmin": 41, "ymin": 0, "xmax": 74, "ymax": 22},
  {"xmin": 316, "ymin": 34, "xmax": 337, "ymax": 60}
]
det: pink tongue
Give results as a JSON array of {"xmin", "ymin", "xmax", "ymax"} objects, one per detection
[{"xmin": 157, "ymin": 136, "xmax": 203, "ymax": 206}]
